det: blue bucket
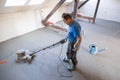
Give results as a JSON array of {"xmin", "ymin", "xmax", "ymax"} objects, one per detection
[{"xmin": 89, "ymin": 44, "xmax": 97, "ymax": 55}]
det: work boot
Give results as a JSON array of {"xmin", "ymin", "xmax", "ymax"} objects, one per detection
[
  {"xmin": 63, "ymin": 58, "xmax": 70, "ymax": 63},
  {"xmin": 67, "ymin": 64, "xmax": 76, "ymax": 71}
]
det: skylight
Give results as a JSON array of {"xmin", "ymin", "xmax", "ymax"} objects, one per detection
[
  {"xmin": 5, "ymin": 0, "xmax": 27, "ymax": 7},
  {"xmin": 80, "ymin": 0, "xmax": 86, "ymax": 1},
  {"xmin": 66, "ymin": 0, "xmax": 73, "ymax": 2},
  {"xmin": 66, "ymin": 0, "xmax": 85, "ymax": 2},
  {"xmin": 28, "ymin": 0, "xmax": 45, "ymax": 5}
]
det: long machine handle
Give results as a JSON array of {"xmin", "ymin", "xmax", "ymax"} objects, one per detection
[{"xmin": 30, "ymin": 38, "xmax": 67, "ymax": 55}]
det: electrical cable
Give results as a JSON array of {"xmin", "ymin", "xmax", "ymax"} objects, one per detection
[
  {"xmin": 0, "ymin": 51, "xmax": 14, "ymax": 64},
  {"xmin": 0, "ymin": 51, "xmax": 14, "ymax": 61},
  {"xmin": 57, "ymin": 44, "xmax": 73, "ymax": 78}
]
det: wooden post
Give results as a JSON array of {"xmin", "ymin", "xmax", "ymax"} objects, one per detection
[
  {"xmin": 72, "ymin": 0, "xmax": 79, "ymax": 19},
  {"xmin": 93, "ymin": 0, "xmax": 100, "ymax": 23},
  {"xmin": 42, "ymin": 0, "xmax": 65, "ymax": 26}
]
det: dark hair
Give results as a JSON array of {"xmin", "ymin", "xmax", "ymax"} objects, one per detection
[{"xmin": 62, "ymin": 13, "xmax": 72, "ymax": 20}]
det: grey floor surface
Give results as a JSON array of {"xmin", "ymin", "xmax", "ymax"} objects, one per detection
[{"xmin": 0, "ymin": 19, "xmax": 120, "ymax": 80}]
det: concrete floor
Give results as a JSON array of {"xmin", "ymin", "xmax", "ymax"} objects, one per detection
[{"xmin": 0, "ymin": 19, "xmax": 120, "ymax": 80}]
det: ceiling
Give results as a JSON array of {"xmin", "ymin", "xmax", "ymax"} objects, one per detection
[{"xmin": 0, "ymin": 0, "xmax": 73, "ymax": 14}]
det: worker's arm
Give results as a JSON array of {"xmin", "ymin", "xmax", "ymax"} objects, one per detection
[{"xmin": 74, "ymin": 35, "xmax": 82, "ymax": 50}]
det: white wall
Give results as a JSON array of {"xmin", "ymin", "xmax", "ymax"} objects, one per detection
[
  {"xmin": 0, "ymin": 10, "xmax": 44, "ymax": 42},
  {"xmin": 40, "ymin": 7, "xmax": 66, "ymax": 23},
  {"xmin": 0, "ymin": 7, "xmax": 65, "ymax": 42},
  {"xmin": 67, "ymin": 0, "xmax": 120, "ymax": 22},
  {"xmin": 97, "ymin": 0, "xmax": 120, "ymax": 22},
  {"xmin": 77, "ymin": 0, "xmax": 120, "ymax": 22},
  {"xmin": 0, "ymin": 0, "xmax": 66, "ymax": 43}
]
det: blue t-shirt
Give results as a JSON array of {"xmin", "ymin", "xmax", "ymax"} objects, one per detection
[{"xmin": 67, "ymin": 20, "xmax": 81, "ymax": 42}]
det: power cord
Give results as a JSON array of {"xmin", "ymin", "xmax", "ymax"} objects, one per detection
[
  {"xmin": 57, "ymin": 44, "xmax": 73, "ymax": 78},
  {"xmin": 0, "ymin": 51, "xmax": 14, "ymax": 61}
]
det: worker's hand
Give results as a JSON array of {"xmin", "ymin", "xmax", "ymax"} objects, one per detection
[{"xmin": 73, "ymin": 44, "xmax": 79, "ymax": 51}]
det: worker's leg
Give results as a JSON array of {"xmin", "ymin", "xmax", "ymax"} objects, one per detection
[
  {"xmin": 71, "ymin": 51, "xmax": 78, "ymax": 69},
  {"xmin": 63, "ymin": 42, "xmax": 72, "ymax": 63},
  {"xmin": 66, "ymin": 42, "xmax": 78, "ymax": 71}
]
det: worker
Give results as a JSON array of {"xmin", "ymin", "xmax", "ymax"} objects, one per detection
[
  {"xmin": 51, "ymin": 13, "xmax": 82, "ymax": 71},
  {"xmin": 47, "ymin": 13, "xmax": 82, "ymax": 71},
  {"xmin": 61, "ymin": 13, "xmax": 82, "ymax": 71}
]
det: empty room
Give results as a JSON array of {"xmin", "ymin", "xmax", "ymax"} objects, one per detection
[{"xmin": 0, "ymin": 0, "xmax": 120, "ymax": 80}]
